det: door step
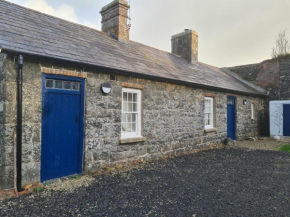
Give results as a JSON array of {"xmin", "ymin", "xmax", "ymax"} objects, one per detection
[{"xmin": 280, "ymin": 137, "xmax": 290, "ymax": 143}]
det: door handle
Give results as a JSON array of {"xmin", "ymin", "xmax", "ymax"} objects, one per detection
[{"xmin": 75, "ymin": 115, "xmax": 78, "ymax": 123}]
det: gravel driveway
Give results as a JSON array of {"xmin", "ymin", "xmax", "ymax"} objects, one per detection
[{"xmin": 1, "ymin": 146, "xmax": 290, "ymax": 217}]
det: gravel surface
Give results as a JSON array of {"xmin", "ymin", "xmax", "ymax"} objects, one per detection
[{"xmin": 1, "ymin": 147, "xmax": 290, "ymax": 217}]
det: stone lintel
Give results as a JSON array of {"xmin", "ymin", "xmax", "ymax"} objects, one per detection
[
  {"xmin": 41, "ymin": 67, "xmax": 87, "ymax": 78},
  {"xmin": 122, "ymin": 82, "xmax": 144, "ymax": 89},
  {"xmin": 204, "ymin": 93, "xmax": 216, "ymax": 98}
]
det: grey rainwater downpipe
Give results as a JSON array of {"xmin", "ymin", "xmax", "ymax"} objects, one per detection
[{"xmin": 16, "ymin": 55, "xmax": 24, "ymax": 192}]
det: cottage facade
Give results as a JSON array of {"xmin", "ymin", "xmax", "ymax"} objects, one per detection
[{"xmin": 0, "ymin": 0, "xmax": 268, "ymax": 189}]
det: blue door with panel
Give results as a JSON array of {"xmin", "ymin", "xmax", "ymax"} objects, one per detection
[
  {"xmin": 41, "ymin": 74, "xmax": 85, "ymax": 182},
  {"xmin": 227, "ymin": 96, "xmax": 236, "ymax": 140},
  {"xmin": 283, "ymin": 104, "xmax": 290, "ymax": 136}
]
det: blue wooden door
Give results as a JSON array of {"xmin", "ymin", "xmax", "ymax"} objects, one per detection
[
  {"xmin": 41, "ymin": 75, "xmax": 85, "ymax": 182},
  {"xmin": 227, "ymin": 97, "xmax": 236, "ymax": 140},
  {"xmin": 283, "ymin": 104, "xmax": 290, "ymax": 136}
]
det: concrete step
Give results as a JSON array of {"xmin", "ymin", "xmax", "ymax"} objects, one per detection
[{"xmin": 280, "ymin": 137, "xmax": 290, "ymax": 143}]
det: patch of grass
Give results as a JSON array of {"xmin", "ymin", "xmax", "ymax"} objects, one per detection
[
  {"xmin": 276, "ymin": 144, "xmax": 290, "ymax": 153},
  {"xmin": 69, "ymin": 175, "xmax": 81, "ymax": 180},
  {"xmin": 34, "ymin": 187, "xmax": 44, "ymax": 193}
]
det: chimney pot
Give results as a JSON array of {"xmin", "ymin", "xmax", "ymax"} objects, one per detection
[{"xmin": 171, "ymin": 29, "xmax": 199, "ymax": 63}]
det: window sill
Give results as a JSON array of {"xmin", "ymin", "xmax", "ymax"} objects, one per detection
[
  {"xmin": 119, "ymin": 137, "xmax": 147, "ymax": 144},
  {"xmin": 204, "ymin": 128, "xmax": 216, "ymax": 133}
]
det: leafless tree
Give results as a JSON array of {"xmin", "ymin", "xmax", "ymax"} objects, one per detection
[{"xmin": 271, "ymin": 30, "xmax": 290, "ymax": 58}]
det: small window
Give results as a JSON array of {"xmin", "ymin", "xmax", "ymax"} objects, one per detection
[
  {"xmin": 55, "ymin": 80, "xmax": 63, "ymax": 89},
  {"xmin": 72, "ymin": 82, "xmax": 80, "ymax": 91},
  {"xmin": 205, "ymin": 97, "xmax": 214, "ymax": 129},
  {"xmin": 251, "ymin": 103, "xmax": 255, "ymax": 120},
  {"xmin": 121, "ymin": 88, "xmax": 142, "ymax": 139},
  {"xmin": 45, "ymin": 79, "xmax": 80, "ymax": 91},
  {"xmin": 227, "ymin": 98, "xmax": 235, "ymax": 105},
  {"xmin": 46, "ymin": 79, "xmax": 54, "ymax": 88},
  {"xmin": 64, "ymin": 81, "xmax": 71, "ymax": 90}
]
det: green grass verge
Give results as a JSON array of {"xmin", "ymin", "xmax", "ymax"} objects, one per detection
[
  {"xmin": 34, "ymin": 187, "xmax": 44, "ymax": 193},
  {"xmin": 277, "ymin": 144, "xmax": 290, "ymax": 153},
  {"xmin": 69, "ymin": 175, "xmax": 81, "ymax": 180}
]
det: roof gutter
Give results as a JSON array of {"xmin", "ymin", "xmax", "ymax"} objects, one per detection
[{"xmin": 2, "ymin": 49, "xmax": 268, "ymax": 98}]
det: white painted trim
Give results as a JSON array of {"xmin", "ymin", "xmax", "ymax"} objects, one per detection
[
  {"xmin": 121, "ymin": 88, "xmax": 142, "ymax": 139},
  {"xmin": 251, "ymin": 103, "xmax": 255, "ymax": 120},
  {"xmin": 205, "ymin": 97, "xmax": 214, "ymax": 130}
]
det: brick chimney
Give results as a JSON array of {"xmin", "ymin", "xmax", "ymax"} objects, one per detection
[
  {"xmin": 100, "ymin": 0, "xmax": 130, "ymax": 41},
  {"xmin": 171, "ymin": 29, "xmax": 198, "ymax": 63}
]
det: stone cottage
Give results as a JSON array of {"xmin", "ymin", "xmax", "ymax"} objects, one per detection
[{"xmin": 0, "ymin": 0, "xmax": 268, "ymax": 190}]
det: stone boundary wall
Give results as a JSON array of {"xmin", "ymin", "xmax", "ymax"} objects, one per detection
[
  {"xmin": 0, "ymin": 54, "xmax": 7, "ymax": 188},
  {"xmin": 0, "ymin": 54, "xmax": 267, "ymax": 189},
  {"xmin": 227, "ymin": 56, "xmax": 290, "ymax": 101},
  {"xmin": 226, "ymin": 56, "xmax": 290, "ymax": 136},
  {"xmin": 278, "ymin": 57, "xmax": 290, "ymax": 100},
  {"xmin": 227, "ymin": 63, "xmax": 261, "ymax": 83}
]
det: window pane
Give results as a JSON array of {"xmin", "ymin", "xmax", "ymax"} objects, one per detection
[
  {"xmin": 251, "ymin": 104, "xmax": 255, "ymax": 119},
  {"xmin": 132, "ymin": 114, "xmax": 136, "ymax": 122},
  {"xmin": 228, "ymin": 98, "xmax": 235, "ymax": 105},
  {"xmin": 128, "ymin": 102, "xmax": 133, "ymax": 112},
  {"xmin": 64, "ymin": 81, "xmax": 71, "ymax": 90},
  {"xmin": 122, "ymin": 122, "xmax": 127, "ymax": 132},
  {"xmin": 72, "ymin": 82, "xmax": 80, "ymax": 91},
  {"xmin": 132, "ymin": 123, "xmax": 136, "ymax": 132},
  {"xmin": 133, "ymin": 93, "xmax": 137, "ymax": 102},
  {"xmin": 205, "ymin": 114, "xmax": 211, "ymax": 126},
  {"xmin": 128, "ymin": 114, "xmax": 132, "ymax": 122},
  {"xmin": 55, "ymin": 80, "xmax": 63, "ymax": 89},
  {"xmin": 205, "ymin": 100, "xmax": 210, "ymax": 113},
  {"xmin": 127, "ymin": 123, "xmax": 132, "ymax": 132},
  {"xmin": 122, "ymin": 114, "xmax": 126, "ymax": 123},
  {"xmin": 123, "ymin": 92, "xmax": 127, "ymax": 102},
  {"xmin": 123, "ymin": 102, "xmax": 128, "ymax": 112},
  {"xmin": 46, "ymin": 79, "xmax": 54, "ymax": 88},
  {"xmin": 128, "ymin": 93, "xmax": 133, "ymax": 102},
  {"xmin": 133, "ymin": 103, "xmax": 137, "ymax": 112}
]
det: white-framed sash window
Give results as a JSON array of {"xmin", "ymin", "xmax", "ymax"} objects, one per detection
[
  {"xmin": 251, "ymin": 103, "xmax": 255, "ymax": 120},
  {"xmin": 121, "ymin": 88, "xmax": 142, "ymax": 139},
  {"xmin": 205, "ymin": 97, "xmax": 214, "ymax": 129}
]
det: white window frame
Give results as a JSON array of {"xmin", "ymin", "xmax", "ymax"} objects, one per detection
[
  {"xmin": 121, "ymin": 88, "xmax": 142, "ymax": 139},
  {"xmin": 251, "ymin": 103, "xmax": 255, "ymax": 120},
  {"xmin": 204, "ymin": 97, "xmax": 214, "ymax": 129}
]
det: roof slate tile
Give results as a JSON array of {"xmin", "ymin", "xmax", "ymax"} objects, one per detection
[{"xmin": 0, "ymin": 0, "xmax": 266, "ymax": 95}]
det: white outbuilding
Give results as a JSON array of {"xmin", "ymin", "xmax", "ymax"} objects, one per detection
[{"xmin": 270, "ymin": 101, "xmax": 290, "ymax": 140}]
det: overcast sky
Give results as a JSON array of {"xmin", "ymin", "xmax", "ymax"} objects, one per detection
[{"xmin": 6, "ymin": 0, "xmax": 290, "ymax": 67}]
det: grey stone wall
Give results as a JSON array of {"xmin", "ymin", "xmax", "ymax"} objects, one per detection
[
  {"xmin": 227, "ymin": 63, "xmax": 260, "ymax": 83},
  {"xmin": 227, "ymin": 57, "xmax": 290, "ymax": 101},
  {"xmin": 84, "ymin": 71, "xmax": 266, "ymax": 171},
  {"xmin": 0, "ymin": 56, "xmax": 267, "ymax": 189},
  {"xmin": 279, "ymin": 57, "xmax": 290, "ymax": 100},
  {"xmin": 0, "ymin": 54, "xmax": 7, "ymax": 188},
  {"xmin": 0, "ymin": 56, "xmax": 42, "ymax": 189}
]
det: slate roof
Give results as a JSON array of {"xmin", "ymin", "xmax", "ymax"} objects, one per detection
[{"xmin": 0, "ymin": 0, "xmax": 266, "ymax": 96}]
